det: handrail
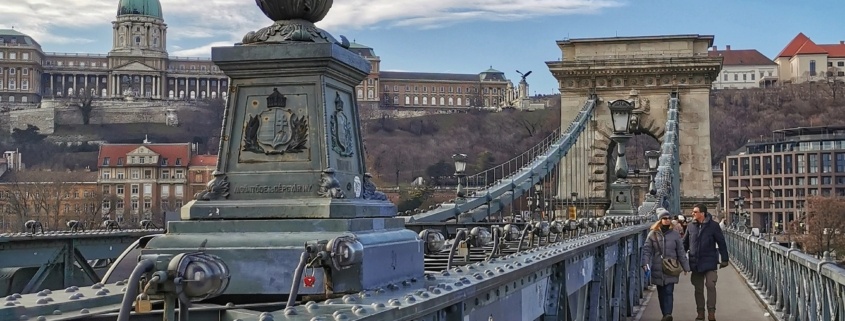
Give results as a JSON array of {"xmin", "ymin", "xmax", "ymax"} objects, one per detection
[
  {"xmin": 725, "ymin": 228, "xmax": 845, "ymax": 321},
  {"xmin": 406, "ymin": 94, "xmax": 597, "ymax": 223}
]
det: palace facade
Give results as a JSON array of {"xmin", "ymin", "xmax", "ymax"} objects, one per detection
[{"xmin": 0, "ymin": 0, "xmax": 228, "ymax": 106}]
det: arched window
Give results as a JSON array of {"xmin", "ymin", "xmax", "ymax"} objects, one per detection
[
  {"xmin": 102, "ymin": 89, "xmax": 107, "ymax": 97},
  {"xmin": 431, "ymin": 96, "xmax": 436, "ymax": 105},
  {"xmin": 393, "ymin": 96, "xmax": 399, "ymax": 104},
  {"xmin": 367, "ymin": 89, "xmax": 374, "ymax": 99},
  {"xmin": 211, "ymin": 92, "xmax": 217, "ymax": 99},
  {"xmin": 439, "ymin": 97, "xmax": 445, "ymax": 105},
  {"xmin": 200, "ymin": 91, "xmax": 206, "ymax": 99},
  {"xmin": 413, "ymin": 96, "xmax": 419, "ymax": 105},
  {"xmin": 8, "ymin": 96, "xmax": 14, "ymax": 102},
  {"xmin": 448, "ymin": 97, "xmax": 454, "ymax": 106},
  {"xmin": 404, "ymin": 96, "xmax": 410, "ymax": 105},
  {"xmin": 68, "ymin": 87, "xmax": 74, "ymax": 96},
  {"xmin": 135, "ymin": 36, "xmax": 141, "ymax": 45},
  {"xmin": 457, "ymin": 98, "xmax": 462, "ymax": 106},
  {"xmin": 21, "ymin": 96, "xmax": 27, "ymax": 103},
  {"xmin": 422, "ymin": 97, "xmax": 428, "ymax": 105},
  {"xmin": 357, "ymin": 89, "xmax": 363, "ymax": 99},
  {"xmin": 179, "ymin": 90, "xmax": 185, "ymax": 98},
  {"xmin": 190, "ymin": 91, "xmax": 196, "ymax": 99}
]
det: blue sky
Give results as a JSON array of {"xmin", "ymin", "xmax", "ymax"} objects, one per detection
[{"xmin": 2, "ymin": 0, "xmax": 843, "ymax": 94}]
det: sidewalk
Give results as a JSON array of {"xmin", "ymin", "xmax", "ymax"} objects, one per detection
[{"xmin": 636, "ymin": 265, "xmax": 774, "ymax": 321}]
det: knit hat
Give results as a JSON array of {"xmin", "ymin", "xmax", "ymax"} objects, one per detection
[{"xmin": 656, "ymin": 208, "xmax": 671, "ymax": 218}]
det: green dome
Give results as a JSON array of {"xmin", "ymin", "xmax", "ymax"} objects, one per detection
[{"xmin": 117, "ymin": 0, "xmax": 163, "ymax": 19}]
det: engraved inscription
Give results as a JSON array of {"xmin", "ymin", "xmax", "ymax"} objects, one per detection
[{"xmin": 234, "ymin": 184, "xmax": 313, "ymax": 194}]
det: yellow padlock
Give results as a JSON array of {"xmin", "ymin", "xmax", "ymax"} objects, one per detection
[{"xmin": 135, "ymin": 294, "xmax": 153, "ymax": 313}]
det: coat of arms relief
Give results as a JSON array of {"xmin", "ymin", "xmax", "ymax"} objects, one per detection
[
  {"xmin": 330, "ymin": 92, "xmax": 354, "ymax": 157},
  {"xmin": 242, "ymin": 88, "xmax": 308, "ymax": 155}
]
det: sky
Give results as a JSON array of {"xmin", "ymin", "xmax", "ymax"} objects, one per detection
[{"xmin": 2, "ymin": 0, "xmax": 844, "ymax": 94}]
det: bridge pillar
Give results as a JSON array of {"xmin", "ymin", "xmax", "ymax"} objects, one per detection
[
  {"xmin": 139, "ymin": 1, "xmax": 423, "ymax": 301},
  {"xmin": 548, "ymin": 35, "xmax": 723, "ymax": 215}
]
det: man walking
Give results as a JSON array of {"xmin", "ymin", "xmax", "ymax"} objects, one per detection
[{"xmin": 683, "ymin": 204, "xmax": 729, "ymax": 321}]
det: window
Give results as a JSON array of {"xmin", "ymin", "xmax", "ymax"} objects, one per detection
[
  {"xmin": 144, "ymin": 169, "xmax": 152, "ymax": 179},
  {"xmin": 810, "ymin": 60, "xmax": 817, "ymax": 76},
  {"xmin": 405, "ymin": 96, "xmax": 410, "ymax": 105},
  {"xmin": 143, "ymin": 184, "xmax": 152, "ymax": 196},
  {"xmin": 175, "ymin": 158, "xmax": 182, "ymax": 166},
  {"xmin": 750, "ymin": 74, "xmax": 755, "ymax": 80},
  {"xmin": 774, "ymin": 156, "xmax": 782, "ymax": 174},
  {"xmin": 102, "ymin": 171, "xmax": 111, "ymax": 179},
  {"xmin": 784, "ymin": 155, "xmax": 793, "ymax": 174},
  {"xmin": 743, "ymin": 74, "xmax": 747, "ymax": 81},
  {"xmin": 21, "ymin": 53, "xmax": 28, "ymax": 60},
  {"xmin": 9, "ymin": 53, "xmax": 16, "ymax": 60},
  {"xmin": 174, "ymin": 170, "xmax": 184, "ymax": 179},
  {"xmin": 823, "ymin": 153, "xmax": 832, "ymax": 173},
  {"xmin": 116, "ymin": 170, "xmax": 125, "ymax": 179},
  {"xmin": 796, "ymin": 155, "xmax": 805, "ymax": 174},
  {"xmin": 117, "ymin": 199, "xmax": 124, "ymax": 209},
  {"xmin": 161, "ymin": 199, "xmax": 169, "ymax": 209},
  {"xmin": 839, "ymin": 62, "xmax": 844, "ymax": 67},
  {"xmin": 131, "ymin": 184, "xmax": 139, "ymax": 195},
  {"xmin": 117, "ymin": 158, "xmax": 124, "ymax": 165},
  {"xmin": 144, "ymin": 199, "xmax": 151, "ymax": 209},
  {"xmin": 809, "ymin": 154, "xmax": 818, "ymax": 173},
  {"xmin": 194, "ymin": 173, "xmax": 202, "ymax": 183},
  {"xmin": 837, "ymin": 153, "xmax": 845, "ymax": 172},
  {"xmin": 367, "ymin": 89, "xmax": 373, "ymax": 99},
  {"xmin": 175, "ymin": 185, "xmax": 184, "ymax": 196},
  {"xmin": 131, "ymin": 169, "xmax": 140, "ymax": 179},
  {"xmin": 160, "ymin": 157, "xmax": 168, "ymax": 166},
  {"xmin": 161, "ymin": 170, "xmax": 170, "ymax": 179},
  {"xmin": 131, "ymin": 199, "xmax": 139, "ymax": 212},
  {"xmin": 117, "ymin": 185, "xmax": 124, "ymax": 194},
  {"xmin": 161, "ymin": 185, "xmax": 170, "ymax": 197},
  {"xmin": 723, "ymin": 74, "xmax": 728, "ymax": 81},
  {"xmin": 8, "ymin": 80, "xmax": 14, "ymax": 90},
  {"xmin": 734, "ymin": 74, "xmax": 738, "ymax": 81},
  {"xmin": 22, "ymin": 68, "xmax": 28, "ymax": 75},
  {"xmin": 357, "ymin": 89, "xmax": 363, "ymax": 99}
]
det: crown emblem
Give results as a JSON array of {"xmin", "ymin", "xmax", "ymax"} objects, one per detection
[{"xmin": 266, "ymin": 88, "xmax": 287, "ymax": 108}]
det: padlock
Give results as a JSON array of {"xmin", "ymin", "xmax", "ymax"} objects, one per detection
[
  {"xmin": 135, "ymin": 294, "xmax": 152, "ymax": 313},
  {"xmin": 303, "ymin": 267, "xmax": 317, "ymax": 287}
]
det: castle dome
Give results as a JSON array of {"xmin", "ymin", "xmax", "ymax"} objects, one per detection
[{"xmin": 117, "ymin": 0, "xmax": 163, "ymax": 19}]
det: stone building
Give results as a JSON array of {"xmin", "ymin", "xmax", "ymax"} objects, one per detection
[
  {"xmin": 2, "ymin": 0, "xmax": 229, "ymax": 106},
  {"xmin": 0, "ymin": 29, "xmax": 44, "ymax": 107},
  {"xmin": 708, "ymin": 45, "xmax": 778, "ymax": 89},
  {"xmin": 776, "ymin": 33, "xmax": 845, "ymax": 84},
  {"xmin": 0, "ymin": 170, "xmax": 99, "ymax": 232},
  {"xmin": 348, "ymin": 42, "xmax": 512, "ymax": 110}
]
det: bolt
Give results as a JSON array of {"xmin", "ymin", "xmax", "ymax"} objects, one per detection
[
  {"xmin": 79, "ymin": 309, "xmax": 89, "ymax": 314},
  {"xmin": 342, "ymin": 295, "xmax": 356, "ymax": 304},
  {"xmin": 36, "ymin": 298, "xmax": 49, "ymax": 305},
  {"xmin": 388, "ymin": 299, "xmax": 401, "ymax": 306},
  {"xmin": 371, "ymin": 302, "xmax": 385, "ymax": 309},
  {"xmin": 52, "ymin": 310, "xmax": 61, "ymax": 315},
  {"xmin": 258, "ymin": 312, "xmax": 274, "ymax": 321}
]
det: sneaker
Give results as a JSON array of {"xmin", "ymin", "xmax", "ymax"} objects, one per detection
[{"xmin": 661, "ymin": 315, "xmax": 673, "ymax": 321}]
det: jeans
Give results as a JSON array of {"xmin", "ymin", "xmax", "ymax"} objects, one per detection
[{"xmin": 656, "ymin": 283, "xmax": 676, "ymax": 316}]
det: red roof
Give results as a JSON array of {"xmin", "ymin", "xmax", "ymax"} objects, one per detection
[
  {"xmin": 189, "ymin": 155, "xmax": 217, "ymax": 167},
  {"xmin": 708, "ymin": 48, "xmax": 775, "ymax": 66},
  {"xmin": 778, "ymin": 33, "xmax": 813, "ymax": 57},
  {"xmin": 777, "ymin": 33, "xmax": 840, "ymax": 58},
  {"xmin": 98, "ymin": 143, "xmax": 192, "ymax": 167},
  {"xmin": 820, "ymin": 43, "xmax": 845, "ymax": 58}
]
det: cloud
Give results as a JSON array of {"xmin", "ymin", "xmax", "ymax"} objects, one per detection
[
  {"xmin": 170, "ymin": 41, "xmax": 233, "ymax": 57},
  {"xmin": 1, "ymin": 0, "xmax": 623, "ymax": 53}
]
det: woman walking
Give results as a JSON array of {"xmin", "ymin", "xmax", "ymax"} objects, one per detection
[{"xmin": 643, "ymin": 208, "xmax": 690, "ymax": 321}]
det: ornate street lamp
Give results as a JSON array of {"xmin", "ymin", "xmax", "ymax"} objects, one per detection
[
  {"xmin": 606, "ymin": 99, "xmax": 636, "ymax": 216},
  {"xmin": 453, "ymin": 153, "xmax": 467, "ymax": 201},
  {"xmin": 645, "ymin": 150, "xmax": 660, "ymax": 200}
]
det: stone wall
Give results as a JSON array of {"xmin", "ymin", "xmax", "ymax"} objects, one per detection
[{"xmin": 8, "ymin": 108, "xmax": 55, "ymax": 134}]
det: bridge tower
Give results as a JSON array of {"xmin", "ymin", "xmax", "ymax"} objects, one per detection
[{"xmin": 548, "ymin": 35, "xmax": 723, "ymax": 215}]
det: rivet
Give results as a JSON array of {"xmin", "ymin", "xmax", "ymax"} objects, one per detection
[
  {"xmin": 91, "ymin": 283, "xmax": 103, "ymax": 289},
  {"xmin": 473, "ymin": 273, "xmax": 484, "ymax": 280},
  {"xmin": 79, "ymin": 309, "xmax": 89, "ymax": 314},
  {"xmin": 440, "ymin": 271, "xmax": 451, "ymax": 276},
  {"xmin": 371, "ymin": 302, "xmax": 385, "ymax": 309},
  {"xmin": 359, "ymin": 291, "xmax": 371, "ymax": 298},
  {"xmin": 36, "ymin": 298, "xmax": 49, "ymax": 305},
  {"xmin": 342, "ymin": 295, "xmax": 356, "ymax": 304},
  {"xmin": 64, "ymin": 287, "xmax": 77, "ymax": 293},
  {"xmin": 284, "ymin": 307, "xmax": 297, "ymax": 315},
  {"xmin": 310, "ymin": 317, "xmax": 326, "ymax": 321},
  {"xmin": 258, "ymin": 312, "xmax": 274, "ymax": 321},
  {"xmin": 388, "ymin": 298, "xmax": 401, "ymax": 306},
  {"xmin": 5, "ymin": 296, "xmax": 14, "ymax": 301},
  {"xmin": 52, "ymin": 310, "xmax": 62, "ymax": 315},
  {"xmin": 226, "ymin": 302, "xmax": 236, "ymax": 307},
  {"xmin": 18, "ymin": 315, "xmax": 27, "ymax": 320},
  {"xmin": 432, "ymin": 288, "xmax": 442, "ymax": 294},
  {"xmin": 96, "ymin": 290, "xmax": 108, "ymax": 296},
  {"xmin": 37, "ymin": 317, "xmax": 47, "ymax": 321},
  {"xmin": 3, "ymin": 302, "xmax": 14, "ymax": 307}
]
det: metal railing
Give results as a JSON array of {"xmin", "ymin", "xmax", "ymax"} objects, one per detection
[
  {"xmin": 407, "ymin": 95, "xmax": 597, "ymax": 223},
  {"xmin": 726, "ymin": 228, "xmax": 845, "ymax": 321}
]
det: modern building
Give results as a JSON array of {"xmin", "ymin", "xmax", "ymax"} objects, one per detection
[
  {"xmin": 708, "ymin": 45, "xmax": 778, "ymax": 89},
  {"xmin": 348, "ymin": 42, "xmax": 513, "ymax": 110},
  {"xmin": 723, "ymin": 126, "xmax": 845, "ymax": 233},
  {"xmin": 775, "ymin": 33, "xmax": 845, "ymax": 84},
  {"xmin": 0, "ymin": 0, "xmax": 229, "ymax": 107}
]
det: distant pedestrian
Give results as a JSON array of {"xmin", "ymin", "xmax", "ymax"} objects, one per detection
[
  {"xmin": 683, "ymin": 204, "xmax": 730, "ymax": 321},
  {"xmin": 642, "ymin": 208, "xmax": 690, "ymax": 321}
]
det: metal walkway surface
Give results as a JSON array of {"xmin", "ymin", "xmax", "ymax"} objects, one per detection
[{"xmin": 637, "ymin": 265, "xmax": 774, "ymax": 321}]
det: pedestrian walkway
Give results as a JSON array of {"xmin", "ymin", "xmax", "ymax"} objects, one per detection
[{"xmin": 636, "ymin": 265, "xmax": 774, "ymax": 321}]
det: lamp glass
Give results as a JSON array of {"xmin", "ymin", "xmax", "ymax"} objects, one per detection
[
  {"xmin": 535, "ymin": 182, "xmax": 543, "ymax": 192},
  {"xmin": 645, "ymin": 151, "xmax": 659, "ymax": 170},
  {"xmin": 454, "ymin": 159, "xmax": 466, "ymax": 173},
  {"xmin": 607, "ymin": 100, "xmax": 635, "ymax": 133},
  {"xmin": 570, "ymin": 192, "xmax": 578, "ymax": 202}
]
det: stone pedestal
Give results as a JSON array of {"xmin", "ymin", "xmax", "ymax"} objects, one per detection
[
  {"xmin": 142, "ymin": 40, "xmax": 423, "ymax": 296},
  {"xmin": 606, "ymin": 181, "xmax": 635, "ymax": 216}
]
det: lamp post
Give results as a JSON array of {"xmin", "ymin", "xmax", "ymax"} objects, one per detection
[
  {"xmin": 570, "ymin": 192, "xmax": 579, "ymax": 219},
  {"xmin": 645, "ymin": 150, "xmax": 660, "ymax": 201},
  {"xmin": 733, "ymin": 196, "xmax": 747, "ymax": 232},
  {"xmin": 453, "ymin": 153, "xmax": 467, "ymax": 202},
  {"xmin": 534, "ymin": 182, "xmax": 543, "ymax": 221},
  {"xmin": 606, "ymin": 99, "xmax": 636, "ymax": 216}
]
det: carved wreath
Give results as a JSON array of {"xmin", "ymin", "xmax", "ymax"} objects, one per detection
[{"xmin": 242, "ymin": 111, "xmax": 308, "ymax": 155}]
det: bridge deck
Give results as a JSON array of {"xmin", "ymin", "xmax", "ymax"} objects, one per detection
[{"xmin": 637, "ymin": 265, "xmax": 773, "ymax": 321}]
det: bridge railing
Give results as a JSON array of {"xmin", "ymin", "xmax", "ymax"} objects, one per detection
[
  {"xmin": 725, "ymin": 228, "xmax": 845, "ymax": 321},
  {"xmin": 407, "ymin": 95, "xmax": 597, "ymax": 223}
]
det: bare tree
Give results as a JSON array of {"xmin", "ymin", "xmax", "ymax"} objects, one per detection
[
  {"xmin": 0, "ymin": 181, "xmax": 37, "ymax": 232},
  {"xmin": 68, "ymin": 87, "xmax": 97, "ymax": 125},
  {"xmin": 826, "ymin": 66, "xmax": 843, "ymax": 101},
  {"xmin": 798, "ymin": 196, "xmax": 845, "ymax": 258}
]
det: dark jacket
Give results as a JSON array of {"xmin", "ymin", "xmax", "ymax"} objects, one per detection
[
  {"xmin": 683, "ymin": 213, "xmax": 729, "ymax": 273},
  {"xmin": 642, "ymin": 227, "xmax": 690, "ymax": 286}
]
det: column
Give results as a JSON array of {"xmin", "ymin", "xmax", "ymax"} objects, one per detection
[
  {"xmin": 84, "ymin": 74, "xmax": 89, "ymax": 91},
  {"xmin": 195, "ymin": 77, "xmax": 199, "ymax": 99},
  {"xmin": 140, "ymin": 76, "xmax": 145, "ymax": 97},
  {"xmin": 216, "ymin": 79, "xmax": 221, "ymax": 97},
  {"xmin": 72, "ymin": 74, "xmax": 77, "ymax": 96},
  {"xmin": 49, "ymin": 74, "xmax": 54, "ymax": 98},
  {"xmin": 206, "ymin": 78, "xmax": 210, "ymax": 99}
]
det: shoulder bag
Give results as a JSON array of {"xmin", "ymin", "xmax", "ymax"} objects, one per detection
[{"xmin": 652, "ymin": 232, "xmax": 683, "ymax": 277}]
